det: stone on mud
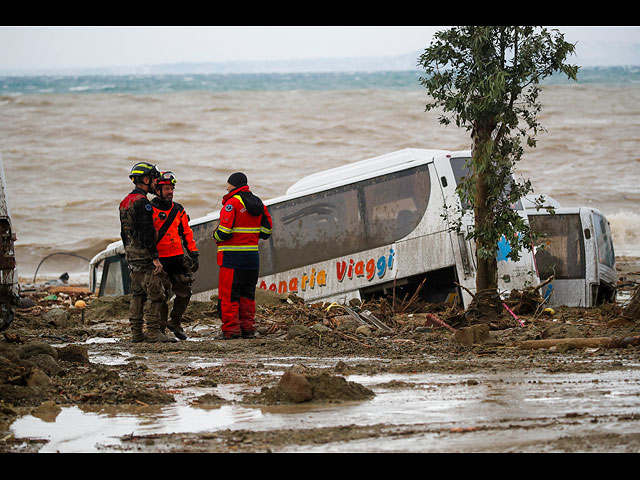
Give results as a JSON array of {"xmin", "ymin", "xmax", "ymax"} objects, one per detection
[
  {"xmin": 19, "ymin": 341, "xmax": 58, "ymax": 360},
  {"xmin": 279, "ymin": 371, "xmax": 313, "ymax": 403},
  {"xmin": 26, "ymin": 368, "xmax": 51, "ymax": 387},
  {"xmin": 454, "ymin": 324, "xmax": 491, "ymax": 345},
  {"xmin": 56, "ymin": 345, "xmax": 90, "ymax": 364},
  {"xmin": 287, "ymin": 324, "xmax": 312, "ymax": 339},
  {"xmin": 43, "ymin": 308, "xmax": 72, "ymax": 327}
]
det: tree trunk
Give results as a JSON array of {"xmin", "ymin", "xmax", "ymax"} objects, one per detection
[{"xmin": 472, "ymin": 125, "xmax": 498, "ymax": 293}]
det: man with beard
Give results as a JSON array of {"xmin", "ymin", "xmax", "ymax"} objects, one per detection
[{"xmin": 151, "ymin": 171, "xmax": 199, "ymax": 341}]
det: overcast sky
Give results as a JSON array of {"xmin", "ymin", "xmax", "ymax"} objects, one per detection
[{"xmin": 1, "ymin": 26, "xmax": 639, "ymax": 72}]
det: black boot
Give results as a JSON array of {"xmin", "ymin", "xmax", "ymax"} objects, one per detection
[{"xmin": 167, "ymin": 319, "xmax": 187, "ymax": 340}]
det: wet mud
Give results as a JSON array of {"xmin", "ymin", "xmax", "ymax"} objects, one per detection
[{"xmin": 1, "ymin": 257, "xmax": 639, "ymax": 453}]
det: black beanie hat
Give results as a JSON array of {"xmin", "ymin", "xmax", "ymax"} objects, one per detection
[{"xmin": 227, "ymin": 172, "xmax": 248, "ymax": 188}]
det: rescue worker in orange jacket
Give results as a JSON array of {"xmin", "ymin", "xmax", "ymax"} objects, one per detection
[
  {"xmin": 213, "ymin": 172, "xmax": 272, "ymax": 339},
  {"xmin": 151, "ymin": 171, "xmax": 199, "ymax": 340},
  {"xmin": 120, "ymin": 162, "xmax": 176, "ymax": 343}
]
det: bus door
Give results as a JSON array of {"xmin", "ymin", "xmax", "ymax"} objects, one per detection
[
  {"xmin": 587, "ymin": 209, "xmax": 617, "ymax": 304},
  {"xmin": 433, "ymin": 154, "xmax": 477, "ymax": 306}
]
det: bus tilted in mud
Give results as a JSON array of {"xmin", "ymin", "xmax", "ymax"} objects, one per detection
[
  {"xmin": 525, "ymin": 196, "xmax": 617, "ymax": 308},
  {"xmin": 90, "ymin": 148, "xmax": 540, "ymax": 308}
]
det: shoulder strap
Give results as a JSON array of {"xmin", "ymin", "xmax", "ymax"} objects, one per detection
[{"xmin": 156, "ymin": 204, "xmax": 181, "ymax": 243}]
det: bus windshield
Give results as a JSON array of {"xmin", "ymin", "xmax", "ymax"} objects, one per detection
[{"xmin": 529, "ymin": 213, "xmax": 586, "ymax": 280}]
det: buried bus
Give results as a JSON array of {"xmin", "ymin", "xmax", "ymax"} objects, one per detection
[
  {"xmin": 89, "ymin": 148, "xmax": 540, "ymax": 308},
  {"xmin": 524, "ymin": 196, "xmax": 617, "ymax": 308}
]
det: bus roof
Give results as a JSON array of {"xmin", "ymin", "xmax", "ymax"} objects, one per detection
[{"xmin": 285, "ymin": 148, "xmax": 451, "ymax": 196}]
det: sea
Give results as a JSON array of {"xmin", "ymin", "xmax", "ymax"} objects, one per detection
[{"xmin": 1, "ymin": 67, "xmax": 639, "ymax": 283}]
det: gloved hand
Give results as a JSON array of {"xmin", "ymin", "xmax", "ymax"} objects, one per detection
[{"xmin": 189, "ymin": 251, "xmax": 199, "ymax": 272}]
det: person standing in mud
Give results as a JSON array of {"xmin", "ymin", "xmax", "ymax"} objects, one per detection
[
  {"xmin": 213, "ymin": 172, "xmax": 272, "ymax": 339},
  {"xmin": 119, "ymin": 162, "xmax": 176, "ymax": 343},
  {"xmin": 151, "ymin": 171, "xmax": 199, "ymax": 341}
]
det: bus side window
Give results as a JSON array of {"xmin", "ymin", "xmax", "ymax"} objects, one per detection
[
  {"xmin": 362, "ymin": 166, "xmax": 430, "ymax": 247},
  {"xmin": 593, "ymin": 213, "xmax": 615, "ymax": 269},
  {"xmin": 270, "ymin": 187, "xmax": 365, "ymax": 272}
]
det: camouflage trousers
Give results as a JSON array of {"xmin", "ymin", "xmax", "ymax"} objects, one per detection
[
  {"xmin": 160, "ymin": 271, "xmax": 193, "ymax": 328},
  {"xmin": 129, "ymin": 268, "xmax": 168, "ymax": 337}
]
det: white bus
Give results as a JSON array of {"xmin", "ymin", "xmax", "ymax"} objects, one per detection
[
  {"xmin": 525, "ymin": 196, "xmax": 617, "ymax": 307},
  {"xmin": 90, "ymin": 148, "xmax": 540, "ymax": 308}
]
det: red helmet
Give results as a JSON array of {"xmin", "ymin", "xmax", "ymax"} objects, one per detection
[{"xmin": 157, "ymin": 171, "xmax": 177, "ymax": 187}]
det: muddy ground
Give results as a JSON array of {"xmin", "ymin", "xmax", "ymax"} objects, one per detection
[{"xmin": 1, "ymin": 257, "xmax": 639, "ymax": 453}]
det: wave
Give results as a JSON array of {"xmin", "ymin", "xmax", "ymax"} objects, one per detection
[{"xmin": 608, "ymin": 210, "xmax": 640, "ymax": 256}]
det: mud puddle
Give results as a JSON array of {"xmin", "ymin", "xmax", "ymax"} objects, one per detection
[{"xmin": 9, "ymin": 358, "xmax": 640, "ymax": 453}]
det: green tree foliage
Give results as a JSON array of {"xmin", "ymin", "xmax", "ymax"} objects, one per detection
[{"xmin": 418, "ymin": 26, "xmax": 578, "ymax": 292}]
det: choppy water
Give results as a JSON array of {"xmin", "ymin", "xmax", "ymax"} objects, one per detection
[{"xmin": 1, "ymin": 69, "xmax": 639, "ymax": 279}]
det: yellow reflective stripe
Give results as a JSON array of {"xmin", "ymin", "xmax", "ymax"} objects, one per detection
[
  {"xmin": 260, "ymin": 226, "xmax": 272, "ymax": 234},
  {"xmin": 233, "ymin": 195, "xmax": 245, "ymax": 207},
  {"xmin": 217, "ymin": 225, "xmax": 232, "ymax": 234},
  {"xmin": 218, "ymin": 245, "xmax": 259, "ymax": 251},
  {"xmin": 231, "ymin": 227, "xmax": 261, "ymax": 233},
  {"xmin": 214, "ymin": 230, "xmax": 223, "ymax": 242}
]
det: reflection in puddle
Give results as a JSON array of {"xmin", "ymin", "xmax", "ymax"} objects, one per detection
[
  {"xmin": 10, "ymin": 363, "xmax": 640, "ymax": 452},
  {"xmin": 11, "ymin": 402, "xmax": 264, "ymax": 453}
]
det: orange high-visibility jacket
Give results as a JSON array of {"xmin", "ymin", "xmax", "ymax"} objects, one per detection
[
  {"xmin": 151, "ymin": 200, "xmax": 197, "ymax": 258},
  {"xmin": 213, "ymin": 185, "xmax": 272, "ymax": 269}
]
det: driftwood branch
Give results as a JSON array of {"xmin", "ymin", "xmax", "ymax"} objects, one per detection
[
  {"xmin": 400, "ymin": 278, "xmax": 427, "ymax": 314},
  {"xmin": 454, "ymin": 282, "xmax": 475, "ymax": 299},
  {"xmin": 533, "ymin": 275, "xmax": 555, "ymax": 294},
  {"xmin": 518, "ymin": 336, "xmax": 640, "ymax": 350}
]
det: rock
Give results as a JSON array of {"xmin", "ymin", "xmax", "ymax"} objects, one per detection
[
  {"xmin": 310, "ymin": 323, "xmax": 332, "ymax": 334},
  {"xmin": 287, "ymin": 324, "xmax": 312, "ymax": 339},
  {"xmin": 355, "ymin": 325, "xmax": 371, "ymax": 336},
  {"xmin": 29, "ymin": 354, "xmax": 62, "ymax": 376},
  {"xmin": 334, "ymin": 360, "xmax": 350, "ymax": 374},
  {"xmin": 43, "ymin": 307, "xmax": 72, "ymax": 327},
  {"xmin": 19, "ymin": 341, "xmax": 58, "ymax": 360},
  {"xmin": 333, "ymin": 315, "xmax": 361, "ymax": 332},
  {"xmin": 454, "ymin": 324, "xmax": 491, "ymax": 345},
  {"xmin": 18, "ymin": 297, "xmax": 36, "ymax": 308},
  {"xmin": 26, "ymin": 368, "xmax": 51, "ymax": 387},
  {"xmin": 278, "ymin": 371, "xmax": 313, "ymax": 403},
  {"xmin": 56, "ymin": 345, "xmax": 90, "ymax": 364}
]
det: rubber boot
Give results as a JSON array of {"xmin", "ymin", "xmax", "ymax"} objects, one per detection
[{"xmin": 167, "ymin": 318, "xmax": 187, "ymax": 340}]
